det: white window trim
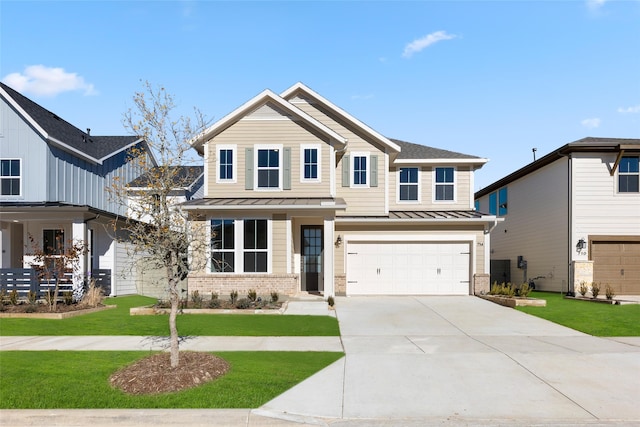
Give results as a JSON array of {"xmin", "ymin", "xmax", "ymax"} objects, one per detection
[
  {"xmin": 254, "ymin": 144, "xmax": 283, "ymax": 191},
  {"xmin": 216, "ymin": 145, "xmax": 237, "ymax": 184},
  {"xmin": 300, "ymin": 144, "xmax": 322, "ymax": 183},
  {"xmin": 617, "ymin": 156, "xmax": 639, "ymax": 194},
  {"xmin": 209, "ymin": 218, "xmax": 236, "ymax": 273},
  {"xmin": 433, "ymin": 166, "xmax": 457, "ymax": 203},
  {"xmin": 0, "ymin": 158, "xmax": 22, "ymax": 198},
  {"xmin": 207, "ymin": 217, "xmax": 272, "ymax": 274},
  {"xmin": 350, "ymin": 151, "xmax": 370, "ymax": 188},
  {"xmin": 396, "ymin": 167, "xmax": 421, "ymax": 204}
]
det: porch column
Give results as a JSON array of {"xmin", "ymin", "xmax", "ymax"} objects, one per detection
[
  {"xmin": 72, "ymin": 220, "xmax": 87, "ymax": 299},
  {"xmin": 323, "ymin": 216, "xmax": 335, "ymax": 298}
]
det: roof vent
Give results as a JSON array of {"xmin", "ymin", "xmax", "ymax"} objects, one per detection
[{"xmin": 86, "ymin": 128, "xmax": 91, "ymax": 136}]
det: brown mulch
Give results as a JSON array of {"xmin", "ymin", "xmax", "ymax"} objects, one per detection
[
  {"xmin": 0, "ymin": 302, "xmax": 101, "ymax": 313},
  {"xmin": 109, "ymin": 352, "xmax": 230, "ymax": 395}
]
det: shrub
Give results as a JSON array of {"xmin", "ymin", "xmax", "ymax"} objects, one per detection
[
  {"xmin": 247, "ymin": 289, "xmax": 257, "ymax": 302},
  {"xmin": 44, "ymin": 290, "xmax": 54, "ymax": 307},
  {"xmin": 229, "ymin": 290, "xmax": 238, "ymax": 304},
  {"xmin": 9, "ymin": 289, "xmax": 19, "ymax": 305},
  {"xmin": 590, "ymin": 282, "xmax": 600, "ymax": 299},
  {"xmin": 25, "ymin": 304, "xmax": 37, "ymax": 313},
  {"xmin": 578, "ymin": 281, "xmax": 588, "ymax": 296},
  {"xmin": 63, "ymin": 291, "xmax": 74, "ymax": 306},
  {"xmin": 210, "ymin": 292, "xmax": 219, "ymax": 301},
  {"xmin": 27, "ymin": 290, "xmax": 38, "ymax": 305},
  {"xmin": 81, "ymin": 280, "xmax": 104, "ymax": 307},
  {"xmin": 504, "ymin": 283, "xmax": 516, "ymax": 297},
  {"xmin": 518, "ymin": 282, "xmax": 532, "ymax": 298},
  {"xmin": 605, "ymin": 284, "xmax": 616, "ymax": 300},
  {"xmin": 327, "ymin": 296, "xmax": 335, "ymax": 307},
  {"xmin": 190, "ymin": 290, "xmax": 203, "ymax": 308},
  {"xmin": 208, "ymin": 298, "xmax": 221, "ymax": 309},
  {"xmin": 270, "ymin": 291, "xmax": 279, "ymax": 303},
  {"xmin": 489, "ymin": 281, "xmax": 499, "ymax": 295},
  {"xmin": 235, "ymin": 298, "xmax": 251, "ymax": 309}
]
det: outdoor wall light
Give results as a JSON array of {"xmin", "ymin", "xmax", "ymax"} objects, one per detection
[
  {"xmin": 576, "ymin": 238, "xmax": 586, "ymax": 252},
  {"xmin": 335, "ymin": 235, "xmax": 342, "ymax": 247}
]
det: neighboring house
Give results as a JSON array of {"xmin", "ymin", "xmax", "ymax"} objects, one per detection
[
  {"xmin": 0, "ymin": 82, "xmax": 156, "ymax": 296},
  {"xmin": 183, "ymin": 82, "xmax": 500, "ymax": 298},
  {"xmin": 475, "ymin": 137, "xmax": 640, "ymax": 295}
]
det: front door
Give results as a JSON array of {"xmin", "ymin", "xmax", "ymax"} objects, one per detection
[{"xmin": 301, "ymin": 226, "xmax": 323, "ymax": 292}]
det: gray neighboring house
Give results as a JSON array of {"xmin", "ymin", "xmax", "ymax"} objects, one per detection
[
  {"xmin": 475, "ymin": 137, "xmax": 640, "ymax": 295},
  {"xmin": 0, "ymin": 82, "xmax": 156, "ymax": 296}
]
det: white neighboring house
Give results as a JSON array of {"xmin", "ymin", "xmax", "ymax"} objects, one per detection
[
  {"xmin": 475, "ymin": 137, "xmax": 640, "ymax": 295},
  {"xmin": 0, "ymin": 82, "xmax": 158, "ymax": 297}
]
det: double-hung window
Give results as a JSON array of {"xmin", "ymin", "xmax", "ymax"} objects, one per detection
[
  {"xmin": 1, "ymin": 159, "xmax": 21, "ymax": 196},
  {"xmin": 398, "ymin": 167, "xmax": 419, "ymax": 201},
  {"xmin": 216, "ymin": 146, "xmax": 236, "ymax": 183},
  {"xmin": 619, "ymin": 156, "xmax": 639, "ymax": 193},
  {"xmin": 434, "ymin": 167, "xmax": 455, "ymax": 201},
  {"xmin": 257, "ymin": 148, "xmax": 281, "ymax": 189},
  {"xmin": 244, "ymin": 219, "xmax": 268, "ymax": 272},
  {"xmin": 301, "ymin": 145, "xmax": 320, "ymax": 182},
  {"xmin": 351, "ymin": 152, "xmax": 369, "ymax": 187},
  {"xmin": 211, "ymin": 219, "xmax": 235, "ymax": 272}
]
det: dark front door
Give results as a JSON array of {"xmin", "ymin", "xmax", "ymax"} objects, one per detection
[{"xmin": 301, "ymin": 226, "xmax": 323, "ymax": 292}]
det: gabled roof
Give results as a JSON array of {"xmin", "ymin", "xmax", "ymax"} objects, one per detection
[
  {"xmin": 191, "ymin": 88, "xmax": 348, "ymax": 155},
  {"xmin": 0, "ymin": 82, "xmax": 144, "ymax": 165},
  {"xmin": 391, "ymin": 138, "xmax": 487, "ymax": 166},
  {"xmin": 281, "ymin": 82, "xmax": 402, "ymax": 153},
  {"xmin": 128, "ymin": 166, "xmax": 204, "ymax": 191},
  {"xmin": 475, "ymin": 136, "xmax": 640, "ymax": 198}
]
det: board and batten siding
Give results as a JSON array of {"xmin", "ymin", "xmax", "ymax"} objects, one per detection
[
  {"xmin": 571, "ymin": 153, "xmax": 640, "ymax": 256},
  {"xmin": 482, "ymin": 159, "xmax": 569, "ymax": 291}
]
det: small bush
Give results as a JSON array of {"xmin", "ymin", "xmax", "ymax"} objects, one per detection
[
  {"xmin": 235, "ymin": 298, "xmax": 251, "ymax": 309},
  {"xmin": 229, "ymin": 290, "xmax": 238, "ymax": 304},
  {"xmin": 9, "ymin": 289, "xmax": 18, "ymax": 305},
  {"xmin": 208, "ymin": 298, "xmax": 221, "ymax": 309},
  {"xmin": 518, "ymin": 283, "xmax": 532, "ymax": 298},
  {"xmin": 44, "ymin": 290, "xmax": 54, "ymax": 307},
  {"xmin": 270, "ymin": 291, "xmax": 279, "ymax": 303},
  {"xmin": 210, "ymin": 292, "xmax": 219, "ymax": 301},
  {"xmin": 63, "ymin": 291, "xmax": 74, "ymax": 306},
  {"xmin": 81, "ymin": 280, "xmax": 104, "ymax": 307},
  {"xmin": 27, "ymin": 290, "xmax": 38, "ymax": 305},
  {"xmin": 25, "ymin": 304, "xmax": 37, "ymax": 313},
  {"xmin": 489, "ymin": 281, "xmax": 499, "ymax": 295},
  {"xmin": 190, "ymin": 290, "xmax": 203, "ymax": 308},
  {"xmin": 578, "ymin": 281, "xmax": 588, "ymax": 296},
  {"xmin": 247, "ymin": 289, "xmax": 257, "ymax": 302},
  {"xmin": 605, "ymin": 284, "xmax": 616, "ymax": 300},
  {"xmin": 590, "ymin": 282, "xmax": 600, "ymax": 299},
  {"xmin": 327, "ymin": 296, "xmax": 335, "ymax": 307}
]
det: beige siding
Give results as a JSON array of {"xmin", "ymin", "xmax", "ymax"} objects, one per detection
[
  {"xmin": 271, "ymin": 214, "xmax": 287, "ymax": 274},
  {"xmin": 481, "ymin": 159, "xmax": 569, "ymax": 291},
  {"xmin": 572, "ymin": 153, "xmax": 640, "ymax": 247}
]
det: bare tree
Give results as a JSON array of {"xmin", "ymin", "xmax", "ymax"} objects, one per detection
[{"xmin": 109, "ymin": 81, "xmax": 208, "ymax": 368}]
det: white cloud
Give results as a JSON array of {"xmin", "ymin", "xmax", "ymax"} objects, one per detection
[
  {"xmin": 587, "ymin": 0, "xmax": 608, "ymax": 11},
  {"xmin": 617, "ymin": 105, "xmax": 640, "ymax": 114},
  {"xmin": 402, "ymin": 31, "xmax": 457, "ymax": 58},
  {"xmin": 581, "ymin": 118, "xmax": 601, "ymax": 129},
  {"xmin": 2, "ymin": 65, "xmax": 97, "ymax": 97}
]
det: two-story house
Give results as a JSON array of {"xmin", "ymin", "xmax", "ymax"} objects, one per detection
[
  {"xmin": 0, "ymin": 82, "xmax": 156, "ymax": 296},
  {"xmin": 475, "ymin": 137, "xmax": 640, "ymax": 295},
  {"xmin": 183, "ymin": 82, "xmax": 500, "ymax": 298}
]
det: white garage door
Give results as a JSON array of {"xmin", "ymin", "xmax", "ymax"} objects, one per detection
[{"xmin": 346, "ymin": 242, "xmax": 471, "ymax": 295}]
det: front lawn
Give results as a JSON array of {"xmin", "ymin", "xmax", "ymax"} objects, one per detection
[
  {"xmin": 0, "ymin": 295, "xmax": 340, "ymax": 336},
  {"xmin": 0, "ymin": 351, "xmax": 343, "ymax": 408},
  {"xmin": 516, "ymin": 292, "xmax": 640, "ymax": 336}
]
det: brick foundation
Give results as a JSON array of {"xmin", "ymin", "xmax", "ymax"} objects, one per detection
[{"xmin": 187, "ymin": 273, "xmax": 299, "ymax": 299}]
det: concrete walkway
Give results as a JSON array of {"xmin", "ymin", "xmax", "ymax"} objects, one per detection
[{"xmin": 2, "ymin": 296, "xmax": 640, "ymax": 426}]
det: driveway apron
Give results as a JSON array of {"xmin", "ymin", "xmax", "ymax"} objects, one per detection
[{"xmin": 257, "ymin": 296, "xmax": 640, "ymax": 424}]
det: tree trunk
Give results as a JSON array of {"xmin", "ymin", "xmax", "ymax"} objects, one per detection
[{"xmin": 168, "ymin": 267, "xmax": 180, "ymax": 368}]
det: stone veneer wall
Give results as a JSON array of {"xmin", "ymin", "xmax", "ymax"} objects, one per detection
[
  {"xmin": 473, "ymin": 273, "xmax": 490, "ymax": 295},
  {"xmin": 335, "ymin": 275, "xmax": 346, "ymax": 296},
  {"xmin": 188, "ymin": 274, "xmax": 299, "ymax": 298}
]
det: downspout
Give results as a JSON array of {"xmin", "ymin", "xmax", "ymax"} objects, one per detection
[{"xmin": 558, "ymin": 151, "xmax": 573, "ymax": 295}]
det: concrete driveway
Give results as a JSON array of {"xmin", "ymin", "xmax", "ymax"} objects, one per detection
[{"xmin": 258, "ymin": 296, "xmax": 640, "ymax": 425}]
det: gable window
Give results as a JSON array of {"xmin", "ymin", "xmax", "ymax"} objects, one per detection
[
  {"xmin": 216, "ymin": 146, "xmax": 236, "ymax": 183},
  {"xmin": 43, "ymin": 229, "xmax": 64, "ymax": 255},
  {"xmin": 398, "ymin": 167, "xmax": 419, "ymax": 201},
  {"xmin": 498, "ymin": 187, "xmax": 508, "ymax": 215},
  {"xmin": 211, "ymin": 219, "xmax": 234, "ymax": 272},
  {"xmin": 488, "ymin": 192, "xmax": 497, "ymax": 215},
  {"xmin": 434, "ymin": 167, "xmax": 455, "ymax": 201},
  {"xmin": 256, "ymin": 147, "xmax": 281, "ymax": 189},
  {"xmin": 1, "ymin": 159, "xmax": 21, "ymax": 196},
  {"xmin": 243, "ymin": 219, "xmax": 268, "ymax": 272},
  {"xmin": 350, "ymin": 152, "xmax": 369, "ymax": 188},
  {"xmin": 301, "ymin": 145, "xmax": 321, "ymax": 182},
  {"xmin": 619, "ymin": 156, "xmax": 639, "ymax": 193}
]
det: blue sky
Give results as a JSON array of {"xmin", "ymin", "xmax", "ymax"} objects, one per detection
[{"xmin": 2, "ymin": 0, "xmax": 639, "ymax": 190}]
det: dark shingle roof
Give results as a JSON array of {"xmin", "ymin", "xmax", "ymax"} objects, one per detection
[
  {"xmin": 0, "ymin": 82, "xmax": 140, "ymax": 162},
  {"xmin": 391, "ymin": 138, "xmax": 482, "ymax": 160},
  {"xmin": 128, "ymin": 166, "xmax": 204, "ymax": 188}
]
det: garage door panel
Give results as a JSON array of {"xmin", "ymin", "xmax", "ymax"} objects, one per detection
[
  {"xmin": 592, "ymin": 240, "xmax": 640, "ymax": 295},
  {"xmin": 346, "ymin": 241, "xmax": 470, "ymax": 296}
]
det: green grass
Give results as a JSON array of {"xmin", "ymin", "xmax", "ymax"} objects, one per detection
[
  {"xmin": 0, "ymin": 295, "xmax": 340, "ymax": 337},
  {"xmin": 0, "ymin": 350, "xmax": 343, "ymax": 408},
  {"xmin": 517, "ymin": 292, "xmax": 640, "ymax": 336}
]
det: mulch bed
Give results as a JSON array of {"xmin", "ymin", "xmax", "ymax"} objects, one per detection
[
  {"xmin": 109, "ymin": 352, "xmax": 230, "ymax": 395},
  {"xmin": 0, "ymin": 302, "xmax": 102, "ymax": 314}
]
